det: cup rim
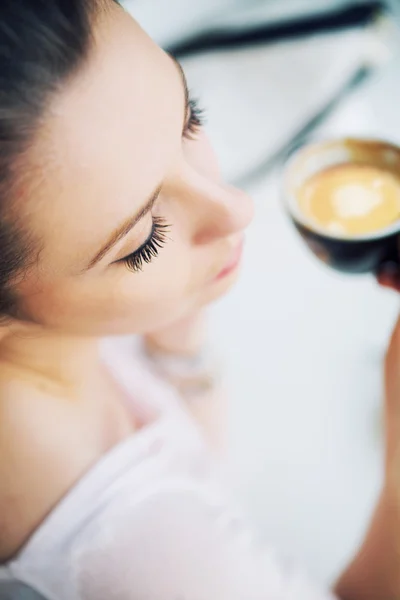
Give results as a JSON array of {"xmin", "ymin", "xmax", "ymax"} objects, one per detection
[{"xmin": 282, "ymin": 136, "xmax": 400, "ymax": 242}]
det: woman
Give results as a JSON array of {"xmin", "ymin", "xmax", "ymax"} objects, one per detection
[{"xmin": 0, "ymin": 1, "xmax": 399, "ymax": 598}]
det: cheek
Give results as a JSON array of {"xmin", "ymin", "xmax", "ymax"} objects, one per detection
[
  {"xmin": 184, "ymin": 131, "xmax": 221, "ymax": 181},
  {"xmin": 17, "ymin": 276, "xmax": 120, "ymax": 330},
  {"xmin": 17, "ymin": 243, "xmax": 199, "ymax": 334},
  {"xmin": 112, "ymin": 239, "xmax": 203, "ymax": 332}
]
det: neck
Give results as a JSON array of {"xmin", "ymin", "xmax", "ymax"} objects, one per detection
[{"xmin": 0, "ymin": 327, "xmax": 102, "ymax": 393}]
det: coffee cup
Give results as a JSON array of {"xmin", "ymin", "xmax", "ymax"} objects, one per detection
[{"xmin": 282, "ymin": 137, "xmax": 400, "ymax": 274}]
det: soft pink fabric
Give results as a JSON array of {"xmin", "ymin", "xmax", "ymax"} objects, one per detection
[{"xmin": 0, "ymin": 336, "xmax": 336, "ymax": 600}]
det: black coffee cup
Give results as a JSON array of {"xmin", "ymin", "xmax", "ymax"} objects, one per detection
[{"xmin": 282, "ymin": 137, "xmax": 400, "ymax": 274}]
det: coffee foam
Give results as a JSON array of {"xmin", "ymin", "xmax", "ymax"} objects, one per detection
[
  {"xmin": 283, "ymin": 138, "xmax": 400, "ymax": 241},
  {"xmin": 332, "ymin": 183, "xmax": 382, "ymax": 219},
  {"xmin": 296, "ymin": 164, "xmax": 400, "ymax": 238}
]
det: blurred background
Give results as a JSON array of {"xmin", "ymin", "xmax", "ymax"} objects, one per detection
[{"xmin": 124, "ymin": 0, "xmax": 400, "ymax": 587}]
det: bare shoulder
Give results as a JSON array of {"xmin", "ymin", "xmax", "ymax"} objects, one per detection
[
  {"xmin": 0, "ymin": 372, "xmax": 98, "ymax": 562},
  {"xmin": 0, "ymin": 371, "xmax": 88, "ymax": 476}
]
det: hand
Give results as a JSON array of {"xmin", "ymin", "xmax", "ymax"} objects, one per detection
[
  {"xmin": 333, "ymin": 309, "xmax": 400, "ymax": 599},
  {"xmin": 377, "ymin": 258, "xmax": 400, "ymax": 481},
  {"xmin": 384, "ymin": 314, "xmax": 400, "ymax": 487},
  {"xmin": 377, "ymin": 262, "xmax": 400, "ymax": 292},
  {"xmin": 144, "ymin": 312, "xmax": 207, "ymax": 357}
]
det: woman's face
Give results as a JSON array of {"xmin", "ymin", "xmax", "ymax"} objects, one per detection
[{"xmin": 13, "ymin": 4, "xmax": 253, "ymax": 337}]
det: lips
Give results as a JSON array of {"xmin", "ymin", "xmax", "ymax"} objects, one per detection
[{"xmin": 215, "ymin": 240, "xmax": 244, "ymax": 280}]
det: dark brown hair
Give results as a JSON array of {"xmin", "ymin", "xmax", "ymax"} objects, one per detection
[{"xmin": 0, "ymin": 0, "xmax": 117, "ymax": 317}]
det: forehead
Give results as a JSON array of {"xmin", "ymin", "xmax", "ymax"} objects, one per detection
[{"xmin": 22, "ymin": 7, "xmax": 182, "ymax": 272}]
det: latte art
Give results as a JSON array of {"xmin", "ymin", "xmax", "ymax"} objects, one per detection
[{"xmin": 297, "ymin": 164, "xmax": 400, "ymax": 237}]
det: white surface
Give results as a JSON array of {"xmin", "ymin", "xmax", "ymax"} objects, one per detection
[
  {"xmin": 212, "ymin": 172, "xmax": 397, "ymax": 583},
  {"xmin": 208, "ymin": 49, "xmax": 400, "ymax": 583}
]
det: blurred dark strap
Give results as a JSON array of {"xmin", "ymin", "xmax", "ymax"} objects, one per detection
[
  {"xmin": 0, "ymin": 581, "xmax": 49, "ymax": 600},
  {"xmin": 169, "ymin": 1, "xmax": 385, "ymax": 57},
  {"xmin": 236, "ymin": 65, "xmax": 372, "ymax": 187}
]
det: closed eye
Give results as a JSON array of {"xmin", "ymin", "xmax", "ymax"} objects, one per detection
[
  {"xmin": 183, "ymin": 97, "xmax": 206, "ymax": 140},
  {"xmin": 118, "ymin": 216, "xmax": 169, "ymax": 273}
]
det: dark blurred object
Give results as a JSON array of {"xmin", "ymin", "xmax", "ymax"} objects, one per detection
[
  {"xmin": 170, "ymin": 1, "xmax": 384, "ymax": 57},
  {"xmin": 0, "ymin": 582, "xmax": 48, "ymax": 600}
]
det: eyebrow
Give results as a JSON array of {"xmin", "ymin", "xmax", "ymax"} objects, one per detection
[{"xmin": 86, "ymin": 57, "xmax": 190, "ymax": 271}]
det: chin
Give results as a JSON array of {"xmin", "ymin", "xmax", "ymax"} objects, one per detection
[{"xmin": 201, "ymin": 267, "xmax": 241, "ymax": 306}]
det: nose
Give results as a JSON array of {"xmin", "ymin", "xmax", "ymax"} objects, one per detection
[{"xmin": 171, "ymin": 164, "xmax": 254, "ymax": 246}]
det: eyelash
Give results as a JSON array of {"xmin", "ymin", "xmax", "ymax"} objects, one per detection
[
  {"xmin": 121, "ymin": 99, "xmax": 205, "ymax": 273},
  {"xmin": 183, "ymin": 98, "xmax": 206, "ymax": 139},
  {"xmin": 122, "ymin": 216, "xmax": 169, "ymax": 273}
]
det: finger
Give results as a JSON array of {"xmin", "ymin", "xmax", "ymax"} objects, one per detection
[{"xmin": 377, "ymin": 270, "xmax": 400, "ymax": 291}]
